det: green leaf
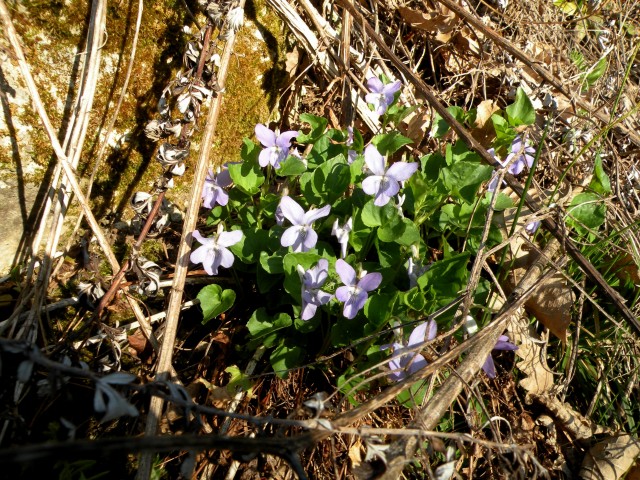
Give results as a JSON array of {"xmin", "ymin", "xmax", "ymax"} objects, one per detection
[
  {"xmin": 417, "ymin": 252, "xmax": 470, "ymax": 301},
  {"xmin": 372, "ymin": 132, "xmax": 413, "ymax": 155},
  {"xmin": 505, "ymin": 87, "xmax": 536, "ymax": 127},
  {"xmin": 307, "ymin": 133, "xmax": 345, "ymax": 167},
  {"xmin": 283, "ymin": 252, "xmax": 325, "ymax": 300},
  {"xmin": 396, "ymin": 380, "xmax": 430, "ymax": 408},
  {"xmin": 247, "ymin": 309, "xmax": 292, "ymax": 347},
  {"xmin": 440, "ymin": 159, "xmax": 493, "ymax": 204},
  {"xmin": 589, "ymin": 153, "xmax": 611, "ymax": 195},
  {"xmin": 297, "ymin": 113, "xmax": 328, "ymax": 143},
  {"xmin": 311, "ymin": 157, "xmax": 351, "ymax": 204},
  {"xmin": 228, "ymin": 141, "xmax": 265, "ymax": 195},
  {"xmin": 229, "ymin": 228, "xmax": 273, "ymax": 263},
  {"xmin": 270, "ymin": 341, "xmax": 303, "ymax": 378},
  {"xmin": 364, "ymin": 293, "xmax": 396, "ymax": 327},
  {"xmin": 277, "ymin": 155, "xmax": 307, "ymax": 176},
  {"xmin": 431, "ymin": 106, "xmax": 465, "ymax": 138},
  {"xmin": 259, "ymin": 251, "xmax": 284, "ymax": 274},
  {"xmin": 197, "ymin": 285, "xmax": 236, "ymax": 324},
  {"xmin": 567, "ymin": 192, "xmax": 606, "ymax": 234},
  {"xmin": 361, "ymin": 199, "xmax": 385, "ymax": 227},
  {"xmin": 403, "ymin": 287, "xmax": 427, "ymax": 311},
  {"xmin": 584, "ymin": 57, "xmax": 608, "ymax": 91},
  {"xmin": 225, "ymin": 365, "xmax": 253, "ymax": 394}
]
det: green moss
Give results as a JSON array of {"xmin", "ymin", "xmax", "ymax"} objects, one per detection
[{"xmin": 139, "ymin": 239, "xmax": 164, "ymax": 263}]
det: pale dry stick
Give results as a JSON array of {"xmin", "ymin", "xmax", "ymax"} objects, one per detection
[
  {"xmin": 0, "ymin": 0, "xmax": 157, "ymax": 351},
  {"xmin": 52, "ymin": 0, "xmax": 145, "ymax": 280},
  {"xmin": 30, "ymin": 0, "xmax": 107, "ymax": 338},
  {"xmin": 338, "ymin": 0, "xmax": 640, "ymax": 335},
  {"xmin": 378, "ymin": 240, "xmax": 563, "ymax": 479},
  {"xmin": 0, "ymin": 0, "xmax": 117, "ymax": 299},
  {"xmin": 136, "ymin": 13, "xmax": 245, "ymax": 480}
]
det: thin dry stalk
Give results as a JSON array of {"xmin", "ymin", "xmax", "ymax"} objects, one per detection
[
  {"xmin": 136, "ymin": 11, "xmax": 246, "ymax": 480},
  {"xmin": 52, "ymin": 0, "xmax": 145, "ymax": 280}
]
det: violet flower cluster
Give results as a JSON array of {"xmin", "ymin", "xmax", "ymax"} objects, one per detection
[
  {"xmin": 298, "ymin": 259, "xmax": 333, "ymax": 321},
  {"xmin": 488, "ymin": 136, "xmax": 536, "ymax": 192},
  {"xmin": 255, "ymin": 124, "xmax": 299, "ymax": 169},
  {"xmin": 365, "ymin": 77, "xmax": 402, "ymax": 116},
  {"xmin": 335, "ymin": 259, "xmax": 382, "ymax": 319},
  {"xmin": 362, "ymin": 145, "xmax": 418, "ymax": 206},
  {"xmin": 482, "ymin": 335, "xmax": 518, "ymax": 378},
  {"xmin": 381, "ymin": 320, "xmax": 437, "ymax": 382},
  {"xmin": 279, "ymin": 196, "xmax": 331, "ymax": 252},
  {"xmin": 190, "ymin": 227, "xmax": 243, "ymax": 276}
]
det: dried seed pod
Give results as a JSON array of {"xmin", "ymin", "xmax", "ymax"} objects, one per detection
[
  {"xmin": 132, "ymin": 257, "xmax": 162, "ymax": 296},
  {"xmin": 157, "ymin": 143, "xmax": 189, "ymax": 166},
  {"xmin": 130, "ymin": 191, "xmax": 154, "ymax": 216}
]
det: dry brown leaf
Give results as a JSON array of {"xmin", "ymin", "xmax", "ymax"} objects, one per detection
[
  {"xmin": 580, "ymin": 435, "xmax": 640, "ymax": 480},
  {"xmin": 499, "ymin": 205, "xmax": 574, "ymax": 343},
  {"xmin": 398, "ymin": 6, "xmax": 456, "ymax": 35},
  {"xmin": 508, "ymin": 316, "xmax": 555, "ymax": 397},
  {"xmin": 474, "ymin": 100, "xmax": 499, "ymax": 129},
  {"xmin": 399, "ymin": 107, "xmax": 431, "ymax": 145},
  {"xmin": 348, "ymin": 439, "xmax": 363, "ymax": 468},
  {"xmin": 128, "ymin": 329, "xmax": 150, "ymax": 357}
]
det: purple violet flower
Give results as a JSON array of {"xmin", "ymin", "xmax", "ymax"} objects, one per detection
[
  {"xmin": 202, "ymin": 166, "xmax": 232, "ymax": 208},
  {"xmin": 346, "ymin": 126, "xmax": 357, "ymax": 164},
  {"xmin": 297, "ymin": 259, "xmax": 333, "ymax": 321},
  {"xmin": 190, "ymin": 227, "xmax": 243, "ymax": 276},
  {"xmin": 255, "ymin": 124, "xmax": 299, "ymax": 169},
  {"xmin": 525, "ymin": 220, "xmax": 541, "ymax": 235},
  {"xmin": 362, "ymin": 145, "xmax": 419, "ymax": 206},
  {"xmin": 407, "ymin": 257, "xmax": 429, "ymax": 289},
  {"xmin": 332, "ymin": 217, "xmax": 352, "ymax": 258},
  {"xmin": 381, "ymin": 320, "xmax": 437, "ymax": 382},
  {"xmin": 335, "ymin": 259, "xmax": 382, "ymax": 319},
  {"xmin": 505, "ymin": 136, "xmax": 536, "ymax": 175},
  {"xmin": 365, "ymin": 77, "xmax": 402, "ymax": 116},
  {"xmin": 279, "ymin": 196, "xmax": 331, "ymax": 252},
  {"xmin": 482, "ymin": 335, "xmax": 518, "ymax": 379}
]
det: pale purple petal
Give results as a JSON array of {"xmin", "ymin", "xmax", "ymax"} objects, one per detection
[
  {"xmin": 343, "ymin": 293, "xmax": 365, "ymax": 319},
  {"xmin": 259, "ymin": 148, "xmax": 275, "ymax": 167},
  {"xmin": 192, "ymin": 230, "xmax": 209, "ymax": 245},
  {"xmin": 494, "ymin": 335, "xmax": 518, "ymax": 351},
  {"xmin": 279, "ymin": 196, "xmax": 306, "ymax": 225},
  {"xmin": 301, "ymin": 228, "xmax": 318, "ymax": 251},
  {"xmin": 314, "ymin": 290, "xmax": 332, "ymax": 305},
  {"xmin": 357, "ymin": 272, "xmax": 382, "ymax": 292},
  {"xmin": 526, "ymin": 220, "xmax": 541, "ymax": 235},
  {"xmin": 217, "ymin": 168, "xmax": 232, "ymax": 188},
  {"xmin": 217, "ymin": 230, "xmax": 243, "ymax": 247},
  {"xmin": 362, "ymin": 175, "xmax": 384, "ymax": 197},
  {"xmin": 382, "ymin": 80, "xmax": 402, "ymax": 96},
  {"xmin": 366, "ymin": 77, "xmax": 384, "ymax": 93},
  {"xmin": 364, "ymin": 145, "xmax": 386, "ymax": 175},
  {"xmin": 276, "ymin": 130, "xmax": 299, "ymax": 148},
  {"xmin": 301, "ymin": 302, "xmax": 318, "ymax": 321},
  {"xmin": 487, "ymin": 173, "xmax": 500, "ymax": 192},
  {"xmin": 281, "ymin": 226, "xmax": 302, "ymax": 248},
  {"xmin": 303, "ymin": 204, "xmax": 331, "ymax": 224},
  {"xmin": 483, "ymin": 354, "xmax": 496, "ymax": 378},
  {"xmin": 209, "ymin": 250, "xmax": 223, "ymax": 276},
  {"xmin": 255, "ymin": 123, "xmax": 276, "ymax": 147},
  {"xmin": 407, "ymin": 322, "xmax": 429, "ymax": 348},
  {"xmin": 335, "ymin": 259, "xmax": 356, "ymax": 287},
  {"xmin": 190, "ymin": 244, "xmax": 209, "ymax": 266},
  {"xmin": 407, "ymin": 354, "xmax": 428, "ymax": 375},
  {"xmin": 335, "ymin": 285, "xmax": 351, "ymax": 303},
  {"xmin": 217, "ymin": 247, "xmax": 235, "ymax": 269},
  {"xmin": 372, "ymin": 189, "xmax": 393, "ymax": 207},
  {"xmin": 387, "ymin": 162, "xmax": 419, "ymax": 182}
]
